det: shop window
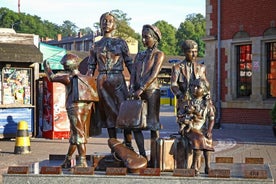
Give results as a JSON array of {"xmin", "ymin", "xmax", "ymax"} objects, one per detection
[
  {"xmin": 66, "ymin": 43, "xmax": 71, "ymax": 50},
  {"xmin": 266, "ymin": 42, "xmax": 276, "ymax": 98},
  {"xmin": 1, "ymin": 67, "xmax": 32, "ymax": 105},
  {"xmin": 84, "ymin": 42, "xmax": 90, "ymax": 51},
  {"xmin": 236, "ymin": 44, "xmax": 252, "ymax": 97}
]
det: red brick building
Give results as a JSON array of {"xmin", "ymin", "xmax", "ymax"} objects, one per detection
[{"xmin": 204, "ymin": 0, "xmax": 276, "ymax": 125}]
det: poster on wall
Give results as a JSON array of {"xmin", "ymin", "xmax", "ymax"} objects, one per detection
[{"xmin": 1, "ymin": 67, "xmax": 31, "ymax": 105}]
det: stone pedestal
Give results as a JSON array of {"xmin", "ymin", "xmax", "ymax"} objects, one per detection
[{"xmin": 2, "ymin": 154, "xmax": 274, "ymax": 184}]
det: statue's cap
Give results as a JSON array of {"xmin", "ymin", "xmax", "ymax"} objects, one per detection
[
  {"xmin": 60, "ymin": 53, "xmax": 80, "ymax": 65},
  {"xmin": 143, "ymin": 24, "xmax": 161, "ymax": 42}
]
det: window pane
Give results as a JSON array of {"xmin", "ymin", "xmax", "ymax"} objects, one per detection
[
  {"xmin": 237, "ymin": 45, "xmax": 252, "ymax": 97},
  {"xmin": 267, "ymin": 42, "xmax": 276, "ymax": 98}
]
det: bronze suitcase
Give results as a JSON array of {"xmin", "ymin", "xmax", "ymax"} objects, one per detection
[
  {"xmin": 173, "ymin": 136, "xmax": 193, "ymax": 169},
  {"xmin": 116, "ymin": 99, "xmax": 147, "ymax": 129},
  {"xmin": 156, "ymin": 137, "xmax": 176, "ymax": 171}
]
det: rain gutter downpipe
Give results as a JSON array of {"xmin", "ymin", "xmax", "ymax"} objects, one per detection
[{"xmin": 216, "ymin": 0, "xmax": 221, "ymax": 128}]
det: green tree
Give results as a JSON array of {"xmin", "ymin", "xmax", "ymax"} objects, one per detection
[
  {"xmin": 110, "ymin": 10, "xmax": 138, "ymax": 40},
  {"xmin": 176, "ymin": 13, "xmax": 206, "ymax": 57},
  {"xmin": 79, "ymin": 27, "xmax": 93, "ymax": 35},
  {"xmin": 0, "ymin": 8, "xmax": 62, "ymax": 39},
  {"xmin": 154, "ymin": 20, "xmax": 177, "ymax": 55},
  {"xmin": 42, "ymin": 20, "xmax": 62, "ymax": 39},
  {"xmin": 0, "ymin": 8, "xmax": 21, "ymax": 29},
  {"xmin": 61, "ymin": 20, "xmax": 78, "ymax": 37}
]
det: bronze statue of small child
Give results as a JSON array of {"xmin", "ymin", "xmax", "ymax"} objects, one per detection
[
  {"xmin": 43, "ymin": 53, "xmax": 95, "ymax": 168},
  {"xmin": 177, "ymin": 78, "xmax": 215, "ymax": 175}
]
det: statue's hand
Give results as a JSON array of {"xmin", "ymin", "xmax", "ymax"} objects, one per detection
[
  {"xmin": 178, "ymin": 123, "xmax": 186, "ymax": 136},
  {"xmin": 86, "ymin": 69, "xmax": 94, "ymax": 77},
  {"xmin": 206, "ymin": 131, "xmax": 212, "ymax": 139},
  {"xmin": 128, "ymin": 88, "xmax": 135, "ymax": 98},
  {"xmin": 43, "ymin": 60, "xmax": 50, "ymax": 69},
  {"xmin": 177, "ymin": 94, "xmax": 185, "ymax": 102},
  {"xmin": 133, "ymin": 89, "xmax": 143, "ymax": 99}
]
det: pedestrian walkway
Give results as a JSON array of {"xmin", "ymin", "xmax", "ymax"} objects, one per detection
[{"xmin": 0, "ymin": 105, "xmax": 275, "ymax": 183}]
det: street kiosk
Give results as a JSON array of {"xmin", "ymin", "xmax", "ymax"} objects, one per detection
[{"xmin": 0, "ymin": 29, "xmax": 42, "ymax": 138}]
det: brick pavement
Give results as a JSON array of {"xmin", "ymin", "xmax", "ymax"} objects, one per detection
[{"xmin": 1, "ymin": 105, "xmax": 276, "ymax": 183}]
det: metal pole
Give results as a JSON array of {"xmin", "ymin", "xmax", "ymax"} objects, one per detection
[{"xmin": 216, "ymin": 0, "xmax": 221, "ymax": 128}]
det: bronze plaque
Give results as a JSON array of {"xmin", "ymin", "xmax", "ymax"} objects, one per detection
[
  {"xmin": 73, "ymin": 167, "xmax": 94, "ymax": 175},
  {"xmin": 208, "ymin": 169, "xmax": 230, "ymax": 178},
  {"xmin": 40, "ymin": 166, "xmax": 62, "ymax": 174},
  {"xmin": 140, "ymin": 168, "xmax": 160, "ymax": 176},
  {"xmin": 215, "ymin": 157, "xmax": 233, "ymax": 163},
  {"xmin": 106, "ymin": 167, "xmax": 127, "ymax": 175},
  {"xmin": 173, "ymin": 169, "xmax": 195, "ymax": 177},
  {"xmin": 245, "ymin": 157, "xmax": 264, "ymax": 164},
  {"xmin": 7, "ymin": 166, "xmax": 29, "ymax": 174},
  {"xmin": 244, "ymin": 170, "xmax": 267, "ymax": 179}
]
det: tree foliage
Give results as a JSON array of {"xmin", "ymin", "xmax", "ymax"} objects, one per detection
[
  {"xmin": 79, "ymin": 27, "xmax": 93, "ymax": 35},
  {"xmin": 61, "ymin": 20, "xmax": 78, "ymax": 37},
  {"xmin": 105, "ymin": 10, "xmax": 140, "ymax": 41},
  {"xmin": 154, "ymin": 20, "xmax": 177, "ymax": 55},
  {"xmin": 0, "ymin": 8, "xmax": 62, "ymax": 39},
  {"xmin": 176, "ymin": 13, "xmax": 206, "ymax": 57}
]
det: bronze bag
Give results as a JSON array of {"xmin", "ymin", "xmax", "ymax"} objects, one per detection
[
  {"xmin": 116, "ymin": 99, "xmax": 147, "ymax": 129},
  {"xmin": 72, "ymin": 74, "xmax": 99, "ymax": 102}
]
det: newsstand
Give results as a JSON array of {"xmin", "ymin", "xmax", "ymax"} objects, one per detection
[{"xmin": 0, "ymin": 29, "xmax": 42, "ymax": 138}]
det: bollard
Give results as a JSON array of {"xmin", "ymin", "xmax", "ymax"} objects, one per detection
[{"xmin": 14, "ymin": 121, "xmax": 31, "ymax": 154}]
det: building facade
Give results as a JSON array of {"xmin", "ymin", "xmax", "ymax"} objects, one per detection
[
  {"xmin": 44, "ymin": 33, "xmax": 138, "ymax": 54},
  {"xmin": 204, "ymin": 0, "xmax": 276, "ymax": 125},
  {"xmin": 44, "ymin": 32, "xmax": 94, "ymax": 52}
]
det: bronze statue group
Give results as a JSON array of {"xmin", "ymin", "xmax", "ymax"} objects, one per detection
[{"xmin": 43, "ymin": 12, "xmax": 215, "ymax": 176}]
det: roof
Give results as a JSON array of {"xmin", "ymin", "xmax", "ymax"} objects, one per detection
[
  {"xmin": 0, "ymin": 43, "xmax": 42, "ymax": 63},
  {"xmin": 0, "ymin": 28, "xmax": 16, "ymax": 34},
  {"xmin": 46, "ymin": 34, "xmax": 94, "ymax": 45}
]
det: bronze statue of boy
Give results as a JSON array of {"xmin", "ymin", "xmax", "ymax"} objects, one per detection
[{"xmin": 43, "ymin": 53, "xmax": 97, "ymax": 168}]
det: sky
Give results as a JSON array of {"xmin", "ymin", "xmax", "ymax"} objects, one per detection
[{"xmin": 1, "ymin": 0, "xmax": 205, "ymax": 33}]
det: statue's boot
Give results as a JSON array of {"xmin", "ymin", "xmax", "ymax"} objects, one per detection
[
  {"xmin": 76, "ymin": 156, "xmax": 88, "ymax": 167},
  {"xmin": 124, "ymin": 142, "xmax": 135, "ymax": 151},
  {"xmin": 204, "ymin": 151, "xmax": 211, "ymax": 174},
  {"xmin": 61, "ymin": 155, "xmax": 71, "ymax": 169},
  {"xmin": 108, "ymin": 138, "xmax": 147, "ymax": 173},
  {"xmin": 191, "ymin": 150, "xmax": 201, "ymax": 176},
  {"xmin": 75, "ymin": 143, "xmax": 88, "ymax": 167}
]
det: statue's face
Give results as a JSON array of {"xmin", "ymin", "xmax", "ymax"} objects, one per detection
[
  {"xmin": 184, "ymin": 48, "xmax": 198, "ymax": 62},
  {"xmin": 191, "ymin": 85, "xmax": 204, "ymax": 98},
  {"xmin": 101, "ymin": 14, "xmax": 115, "ymax": 34},
  {"xmin": 190, "ymin": 81, "xmax": 205, "ymax": 98},
  {"xmin": 142, "ymin": 29, "xmax": 155, "ymax": 48}
]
